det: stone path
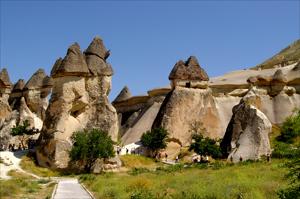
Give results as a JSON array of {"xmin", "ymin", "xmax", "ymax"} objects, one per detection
[{"xmin": 52, "ymin": 179, "xmax": 93, "ymax": 199}]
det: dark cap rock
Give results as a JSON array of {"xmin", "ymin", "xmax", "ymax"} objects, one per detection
[
  {"xmin": 12, "ymin": 79, "xmax": 25, "ymax": 92},
  {"xmin": 50, "ymin": 58, "xmax": 63, "ymax": 77},
  {"xmin": 54, "ymin": 43, "xmax": 89, "ymax": 77},
  {"xmin": 84, "ymin": 36, "xmax": 108, "ymax": 60},
  {"xmin": 0, "ymin": 68, "xmax": 12, "ymax": 87},
  {"xmin": 25, "ymin": 69, "xmax": 48, "ymax": 89},
  {"xmin": 113, "ymin": 86, "xmax": 132, "ymax": 103},
  {"xmin": 169, "ymin": 56, "xmax": 209, "ymax": 81}
]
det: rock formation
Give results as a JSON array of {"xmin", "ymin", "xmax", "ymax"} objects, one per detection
[
  {"xmin": 152, "ymin": 56, "xmax": 223, "ymax": 158},
  {"xmin": 220, "ymin": 101, "xmax": 272, "ymax": 162},
  {"xmin": 169, "ymin": 56, "xmax": 209, "ymax": 88},
  {"xmin": 117, "ymin": 44, "xmax": 300, "ymax": 160},
  {"xmin": 0, "ymin": 68, "xmax": 52, "ymax": 150},
  {"xmin": 113, "ymin": 86, "xmax": 167, "ymax": 144},
  {"xmin": 36, "ymin": 37, "xmax": 118, "ymax": 169},
  {"xmin": 0, "ymin": 68, "xmax": 12, "ymax": 148},
  {"xmin": 252, "ymin": 39, "xmax": 300, "ymax": 70},
  {"xmin": 0, "ymin": 69, "xmax": 12, "ymax": 120}
]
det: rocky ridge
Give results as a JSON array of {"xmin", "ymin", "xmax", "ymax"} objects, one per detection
[{"xmin": 36, "ymin": 37, "xmax": 118, "ymax": 169}]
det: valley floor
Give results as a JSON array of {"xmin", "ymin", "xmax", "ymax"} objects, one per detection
[
  {"xmin": 80, "ymin": 157, "xmax": 289, "ymax": 199},
  {"xmin": 0, "ymin": 153, "xmax": 290, "ymax": 199}
]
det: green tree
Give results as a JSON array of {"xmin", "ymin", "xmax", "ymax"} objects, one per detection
[
  {"xmin": 278, "ymin": 147, "xmax": 300, "ymax": 199},
  {"xmin": 189, "ymin": 133, "xmax": 222, "ymax": 159},
  {"xmin": 69, "ymin": 129, "xmax": 115, "ymax": 172},
  {"xmin": 141, "ymin": 128, "xmax": 169, "ymax": 157},
  {"xmin": 277, "ymin": 110, "xmax": 300, "ymax": 143},
  {"xmin": 188, "ymin": 121, "xmax": 222, "ymax": 159},
  {"xmin": 11, "ymin": 120, "xmax": 38, "ymax": 149}
]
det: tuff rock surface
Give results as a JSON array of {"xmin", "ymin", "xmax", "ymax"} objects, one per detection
[
  {"xmin": 220, "ymin": 101, "xmax": 272, "ymax": 162},
  {"xmin": 36, "ymin": 37, "xmax": 118, "ymax": 169}
]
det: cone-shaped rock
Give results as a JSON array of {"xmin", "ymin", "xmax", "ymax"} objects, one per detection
[
  {"xmin": 13, "ymin": 79, "xmax": 25, "ymax": 92},
  {"xmin": 54, "ymin": 43, "xmax": 89, "ymax": 77},
  {"xmin": 25, "ymin": 69, "xmax": 48, "ymax": 89},
  {"xmin": 169, "ymin": 56, "xmax": 209, "ymax": 81},
  {"xmin": 0, "ymin": 68, "xmax": 12, "ymax": 87},
  {"xmin": 113, "ymin": 86, "xmax": 132, "ymax": 103},
  {"xmin": 85, "ymin": 37, "xmax": 113, "ymax": 76},
  {"xmin": 50, "ymin": 58, "xmax": 63, "ymax": 77},
  {"xmin": 84, "ymin": 36, "xmax": 108, "ymax": 59}
]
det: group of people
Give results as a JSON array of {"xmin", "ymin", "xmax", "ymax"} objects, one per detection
[
  {"xmin": 116, "ymin": 146, "xmax": 142, "ymax": 155},
  {"xmin": 0, "ymin": 139, "xmax": 36, "ymax": 152},
  {"xmin": 193, "ymin": 155, "xmax": 210, "ymax": 163},
  {"xmin": 230, "ymin": 154, "xmax": 271, "ymax": 163}
]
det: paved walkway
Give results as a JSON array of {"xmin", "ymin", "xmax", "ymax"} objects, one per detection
[{"xmin": 53, "ymin": 179, "xmax": 93, "ymax": 199}]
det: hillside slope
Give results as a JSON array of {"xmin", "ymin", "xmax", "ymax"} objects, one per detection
[{"xmin": 252, "ymin": 39, "xmax": 300, "ymax": 70}]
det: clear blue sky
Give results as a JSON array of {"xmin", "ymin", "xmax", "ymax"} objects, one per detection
[{"xmin": 1, "ymin": 0, "xmax": 299, "ymax": 100}]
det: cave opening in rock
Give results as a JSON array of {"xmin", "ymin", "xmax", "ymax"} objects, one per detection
[{"xmin": 186, "ymin": 82, "xmax": 191, "ymax": 88}]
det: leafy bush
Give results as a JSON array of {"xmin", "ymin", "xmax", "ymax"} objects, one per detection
[
  {"xmin": 277, "ymin": 148, "xmax": 300, "ymax": 199},
  {"xmin": 11, "ymin": 120, "xmax": 39, "ymax": 149},
  {"xmin": 272, "ymin": 142, "xmax": 298, "ymax": 159},
  {"xmin": 277, "ymin": 110, "xmax": 300, "ymax": 143},
  {"xmin": 189, "ymin": 133, "xmax": 222, "ymax": 159},
  {"xmin": 141, "ymin": 128, "xmax": 169, "ymax": 157},
  {"xmin": 69, "ymin": 129, "xmax": 115, "ymax": 172}
]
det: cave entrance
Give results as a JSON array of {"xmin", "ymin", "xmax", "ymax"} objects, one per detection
[{"xmin": 186, "ymin": 82, "xmax": 191, "ymax": 88}]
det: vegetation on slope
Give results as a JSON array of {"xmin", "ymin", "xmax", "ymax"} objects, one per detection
[
  {"xmin": 80, "ymin": 160, "xmax": 288, "ymax": 199},
  {"xmin": 0, "ymin": 170, "xmax": 55, "ymax": 199},
  {"xmin": 252, "ymin": 39, "xmax": 300, "ymax": 70},
  {"xmin": 20, "ymin": 155, "xmax": 61, "ymax": 177},
  {"xmin": 120, "ymin": 154, "xmax": 159, "ymax": 169}
]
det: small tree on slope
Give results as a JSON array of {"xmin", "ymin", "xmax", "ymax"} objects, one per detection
[
  {"xmin": 11, "ymin": 120, "xmax": 39, "ymax": 149},
  {"xmin": 141, "ymin": 128, "xmax": 169, "ymax": 157},
  {"xmin": 69, "ymin": 129, "xmax": 115, "ymax": 172}
]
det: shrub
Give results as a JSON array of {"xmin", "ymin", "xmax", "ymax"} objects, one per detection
[
  {"xmin": 11, "ymin": 120, "xmax": 39, "ymax": 149},
  {"xmin": 277, "ymin": 110, "xmax": 300, "ymax": 143},
  {"xmin": 189, "ymin": 133, "xmax": 222, "ymax": 159},
  {"xmin": 69, "ymin": 129, "xmax": 115, "ymax": 172},
  {"xmin": 272, "ymin": 142, "xmax": 298, "ymax": 159},
  {"xmin": 277, "ymin": 147, "xmax": 300, "ymax": 199},
  {"xmin": 141, "ymin": 128, "xmax": 169, "ymax": 157}
]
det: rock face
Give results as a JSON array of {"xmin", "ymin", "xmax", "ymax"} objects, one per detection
[
  {"xmin": 117, "ymin": 47, "xmax": 299, "ymax": 160},
  {"xmin": 152, "ymin": 57, "xmax": 222, "ymax": 150},
  {"xmin": 0, "ymin": 69, "xmax": 12, "ymax": 118},
  {"xmin": 0, "ymin": 68, "xmax": 50, "ymax": 150},
  {"xmin": 153, "ymin": 87, "xmax": 222, "ymax": 146},
  {"xmin": 112, "ymin": 85, "xmax": 170, "ymax": 146},
  {"xmin": 221, "ymin": 101, "xmax": 272, "ymax": 162},
  {"xmin": 23, "ymin": 69, "xmax": 53, "ymax": 120},
  {"xmin": 112, "ymin": 86, "xmax": 132, "ymax": 104},
  {"xmin": 0, "ymin": 68, "xmax": 12, "ymax": 148},
  {"xmin": 36, "ymin": 37, "xmax": 118, "ymax": 169}
]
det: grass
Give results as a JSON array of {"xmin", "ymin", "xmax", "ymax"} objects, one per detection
[
  {"xmin": 120, "ymin": 154, "xmax": 160, "ymax": 169},
  {"xmin": 80, "ymin": 159, "xmax": 289, "ymax": 199},
  {"xmin": 0, "ymin": 171, "xmax": 55, "ymax": 199},
  {"xmin": 20, "ymin": 155, "xmax": 61, "ymax": 177}
]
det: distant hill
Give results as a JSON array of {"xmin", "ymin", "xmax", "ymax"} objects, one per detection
[{"xmin": 251, "ymin": 39, "xmax": 300, "ymax": 70}]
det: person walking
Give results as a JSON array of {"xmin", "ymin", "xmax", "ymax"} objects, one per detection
[{"xmin": 165, "ymin": 153, "xmax": 168, "ymax": 161}]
